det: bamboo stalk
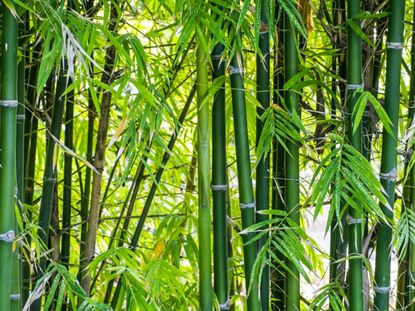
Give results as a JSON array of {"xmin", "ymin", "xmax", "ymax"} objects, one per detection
[
  {"xmin": 373, "ymin": 0, "xmax": 405, "ymax": 309},
  {"xmin": 256, "ymin": 0, "xmax": 270, "ymax": 309},
  {"xmin": 283, "ymin": 10, "xmax": 300, "ymax": 311},
  {"xmin": 196, "ymin": 29, "xmax": 213, "ymax": 311},
  {"xmin": 79, "ymin": 3, "xmax": 119, "ymax": 293},
  {"xmin": 0, "ymin": 3, "xmax": 18, "ymax": 310},
  {"xmin": 229, "ymin": 49, "xmax": 260, "ymax": 311},
  {"xmin": 346, "ymin": 0, "xmax": 364, "ymax": 310},
  {"xmin": 211, "ymin": 41, "xmax": 229, "ymax": 310},
  {"xmin": 61, "ymin": 82, "xmax": 74, "ymax": 268}
]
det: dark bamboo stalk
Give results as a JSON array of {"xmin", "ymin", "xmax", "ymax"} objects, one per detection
[
  {"xmin": 374, "ymin": 0, "xmax": 405, "ymax": 309},
  {"xmin": 271, "ymin": 11, "xmax": 286, "ymax": 310},
  {"xmin": 211, "ymin": 41, "xmax": 229, "ymax": 310},
  {"xmin": 256, "ymin": 0, "xmax": 270, "ymax": 309},
  {"xmin": 229, "ymin": 49, "xmax": 260, "ymax": 311},
  {"xmin": 346, "ymin": 0, "xmax": 364, "ymax": 310},
  {"xmin": 61, "ymin": 82, "xmax": 74, "ymax": 268},
  {"xmin": 283, "ymin": 10, "xmax": 300, "ymax": 311}
]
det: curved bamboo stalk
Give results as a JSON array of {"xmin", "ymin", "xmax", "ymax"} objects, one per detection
[{"xmin": 374, "ymin": 0, "xmax": 405, "ymax": 309}]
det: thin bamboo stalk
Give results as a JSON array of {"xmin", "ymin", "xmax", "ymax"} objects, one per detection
[
  {"xmin": 374, "ymin": 0, "xmax": 405, "ymax": 309},
  {"xmin": 109, "ymin": 86, "xmax": 196, "ymax": 307},
  {"xmin": 0, "ymin": 3, "xmax": 18, "ymax": 310},
  {"xmin": 211, "ymin": 41, "xmax": 229, "ymax": 310},
  {"xmin": 256, "ymin": 0, "xmax": 270, "ymax": 309},
  {"xmin": 61, "ymin": 82, "xmax": 74, "ymax": 268},
  {"xmin": 79, "ymin": 3, "xmax": 119, "ymax": 293}
]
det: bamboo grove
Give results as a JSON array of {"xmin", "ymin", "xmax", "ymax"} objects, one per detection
[{"xmin": 0, "ymin": 0, "xmax": 415, "ymax": 310}]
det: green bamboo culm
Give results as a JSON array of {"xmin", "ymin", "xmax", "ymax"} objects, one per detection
[
  {"xmin": 229, "ymin": 52, "xmax": 260, "ymax": 311},
  {"xmin": 283, "ymin": 11, "xmax": 300, "ymax": 311},
  {"xmin": 196, "ymin": 31, "xmax": 213, "ymax": 311},
  {"xmin": 256, "ymin": 0, "xmax": 270, "ymax": 309},
  {"xmin": 0, "ymin": 2, "xmax": 18, "ymax": 310},
  {"xmin": 346, "ymin": 0, "xmax": 364, "ymax": 310},
  {"xmin": 211, "ymin": 41, "xmax": 229, "ymax": 310},
  {"xmin": 374, "ymin": 0, "xmax": 405, "ymax": 310}
]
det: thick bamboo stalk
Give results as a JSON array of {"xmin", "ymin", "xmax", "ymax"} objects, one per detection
[
  {"xmin": 229, "ymin": 51, "xmax": 260, "ymax": 310},
  {"xmin": 346, "ymin": 0, "xmax": 364, "ymax": 310},
  {"xmin": 211, "ymin": 41, "xmax": 229, "ymax": 310},
  {"xmin": 256, "ymin": 1, "xmax": 270, "ymax": 309},
  {"xmin": 283, "ymin": 11, "xmax": 300, "ymax": 311},
  {"xmin": 0, "ymin": 3, "xmax": 18, "ymax": 310},
  {"xmin": 373, "ymin": 0, "xmax": 405, "ymax": 309}
]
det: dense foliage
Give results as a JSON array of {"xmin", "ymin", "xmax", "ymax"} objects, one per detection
[{"xmin": 0, "ymin": 0, "xmax": 414, "ymax": 310}]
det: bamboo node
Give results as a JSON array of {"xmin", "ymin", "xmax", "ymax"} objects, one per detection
[
  {"xmin": 219, "ymin": 298, "xmax": 231, "ymax": 310},
  {"xmin": 43, "ymin": 177, "xmax": 57, "ymax": 183},
  {"xmin": 211, "ymin": 184, "xmax": 227, "ymax": 191},
  {"xmin": 0, "ymin": 99, "xmax": 18, "ymax": 107},
  {"xmin": 346, "ymin": 215, "xmax": 362, "ymax": 225},
  {"xmin": 240, "ymin": 201, "xmax": 255, "ymax": 209},
  {"xmin": 386, "ymin": 41, "xmax": 404, "ymax": 49},
  {"xmin": 17, "ymin": 114, "xmax": 26, "ymax": 120},
  {"xmin": 0, "ymin": 230, "xmax": 14, "ymax": 243},
  {"xmin": 373, "ymin": 286, "xmax": 390, "ymax": 294},
  {"xmin": 380, "ymin": 168, "xmax": 397, "ymax": 181},
  {"xmin": 212, "ymin": 54, "xmax": 223, "ymax": 60},
  {"xmin": 228, "ymin": 65, "xmax": 244, "ymax": 76},
  {"xmin": 10, "ymin": 294, "xmax": 20, "ymax": 301},
  {"xmin": 346, "ymin": 83, "xmax": 364, "ymax": 90}
]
